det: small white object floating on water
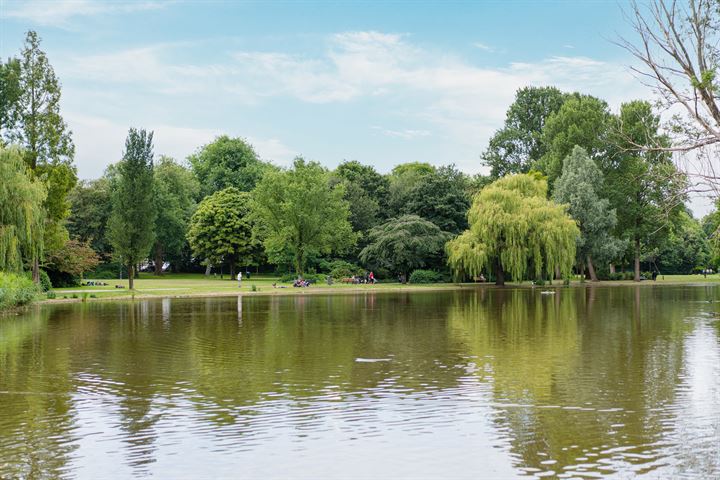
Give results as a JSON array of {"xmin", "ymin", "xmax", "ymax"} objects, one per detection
[
  {"xmin": 540, "ymin": 290, "xmax": 556, "ymax": 295},
  {"xmin": 355, "ymin": 358, "xmax": 391, "ymax": 363}
]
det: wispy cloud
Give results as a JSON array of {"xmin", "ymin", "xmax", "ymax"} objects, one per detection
[
  {"xmin": 373, "ymin": 126, "xmax": 431, "ymax": 140},
  {"xmin": 1, "ymin": 0, "xmax": 172, "ymax": 27},
  {"xmin": 59, "ymin": 30, "xmax": 648, "ymax": 173},
  {"xmin": 66, "ymin": 113, "xmax": 298, "ymax": 179},
  {"xmin": 472, "ymin": 42, "xmax": 495, "ymax": 52}
]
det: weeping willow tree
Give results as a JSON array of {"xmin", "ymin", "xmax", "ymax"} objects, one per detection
[
  {"xmin": 446, "ymin": 173, "xmax": 578, "ymax": 285},
  {"xmin": 0, "ymin": 146, "xmax": 46, "ymax": 272}
]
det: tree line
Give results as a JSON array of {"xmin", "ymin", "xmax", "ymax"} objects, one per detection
[{"xmin": 1, "ymin": 29, "xmax": 719, "ymax": 290}]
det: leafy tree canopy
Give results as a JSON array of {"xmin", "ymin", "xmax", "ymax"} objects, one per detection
[
  {"xmin": 553, "ymin": 146, "xmax": 625, "ymax": 279},
  {"xmin": 67, "ymin": 178, "xmax": 113, "ymax": 257},
  {"xmin": 252, "ymin": 157, "xmax": 355, "ymax": 276},
  {"xmin": 606, "ymin": 100, "xmax": 686, "ymax": 280},
  {"xmin": 189, "ymin": 135, "xmax": 270, "ymax": 196},
  {"xmin": 483, "ymin": 86, "xmax": 567, "ymax": 178},
  {"xmin": 402, "ymin": 165, "xmax": 470, "ymax": 234},
  {"xmin": 0, "ymin": 146, "xmax": 46, "ymax": 272},
  {"xmin": 537, "ymin": 94, "xmax": 611, "ymax": 188},
  {"xmin": 187, "ymin": 187, "xmax": 257, "ymax": 276},
  {"xmin": 447, "ymin": 173, "xmax": 579, "ymax": 285},
  {"xmin": 106, "ymin": 128, "xmax": 157, "ymax": 288},
  {"xmin": 152, "ymin": 156, "xmax": 199, "ymax": 273},
  {"xmin": 359, "ymin": 215, "xmax": 449, "ymax": 276}
]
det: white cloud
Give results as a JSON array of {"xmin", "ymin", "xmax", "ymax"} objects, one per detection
[
  {"xmin": 60, "ymin": 30, "xmax": 651, "ymax": 179},
  {"xmin": 66, "ymin": 113, "xmax": 297, "ymax": 179},
  {"xmin": 372, "ymin": 126, "xmax": 431, "ymax": 140},
  {"xmin": 1, "ymin": 0, "xmax": 171, "ymax": 27},
  {"xmin": 472, "ymin": 42, "xmax": 495, "ymax": 52}
]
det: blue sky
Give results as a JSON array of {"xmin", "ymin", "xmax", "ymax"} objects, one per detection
[{"xmin": 4, "ymin": 0, "xmax": 696, "ymax": 204}]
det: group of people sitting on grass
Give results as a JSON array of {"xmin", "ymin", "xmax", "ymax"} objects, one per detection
[
  {"xmin": 83, "ymin": 281, "xmax": 109, "ymax": 286},
  {"xmin": 344, "ymin": 272, "xmax": 376, "ymax": 284}
]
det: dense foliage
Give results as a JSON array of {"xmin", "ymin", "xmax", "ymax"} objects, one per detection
[
  {"xmin": 106, "ymin": 129, "xmax": 157, "ymax": 289},
  {"xmin": 0, "ymin": 272, "xmax": 38, "ymax": 310},
  {"xmin": 187, "ymin": 188, "xmax": 257, "ymax": 277},
  {"xmin": 553, "ymin": 146, "xmax": 624, "ymax": 280},
  {"xmin": 0, "ymin": 146, "xmax": 46, "ymax": 273},
  {"xmin": 252, "ymin": 158, "xmax": 355, "ymax": 276},
  {"xmin": 447, "ymin": 174, "xmax": 579, "ymax": 285},
  {"xmin": 360, "ymin": 215, "xmax": 448, "ymax": 277}
]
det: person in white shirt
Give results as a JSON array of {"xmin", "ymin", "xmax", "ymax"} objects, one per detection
[{"xmin": 237, "ymin": 271, "xmax": 242, "ymax": 288}]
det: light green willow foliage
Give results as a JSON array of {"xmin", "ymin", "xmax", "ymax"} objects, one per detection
[
  {"xmin": 447, "ymin": 174, "xmax": 578, "ymax": 281},
  {"xmin": 0, "ymin": 146, "xmax": 46, "ymax": 272}
]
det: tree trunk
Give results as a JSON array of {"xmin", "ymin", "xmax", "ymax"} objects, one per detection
[
  {"xmin": 494, "ymin": 259, "xmax": 505, "ymax": 286},
  {"xmin": 154, "ymin": 244, "xmax": 163, "ymax": 276},
  {"xmin": 579, "ymin": 261, "xmax": 585, "ymax": 281},
  {"xmin": 634, "ymin": 238, "xmax": 641, "ymax": 282},
  {"xmin": 587, "ymin": 255, "xmax": 598, "ymax": 282},
  {"xmin": 204, "ymin": 263, "xmax": 211, "ymax": 276},
  {"xmin": 32, "ymin": 258, "xmax": 40, "ymax": 284},
  {"xmin": 609, "ymin": 264, "xmax": 616, "ymax": 274},
  {"xmin": 229, "ymin": 258, "xmax": 235, "ymax": 280},
  {"xmin": 128, "ymin": 264, "xmax": 134, "ymax": 290}
]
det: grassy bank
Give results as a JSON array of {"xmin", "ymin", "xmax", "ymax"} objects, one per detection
[{"xmin": 33, "ymin": 272, "xmax": 720, "ymax": 305}]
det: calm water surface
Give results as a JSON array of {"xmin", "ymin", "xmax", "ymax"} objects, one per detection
[{"xmin": 1, "ymin": 286, "xmax": 719, "ymax": 479}]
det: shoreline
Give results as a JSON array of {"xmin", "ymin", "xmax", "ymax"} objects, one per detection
[{"xmin": 33, "ymin": 278, "xmax": 720, "ymax": 306}]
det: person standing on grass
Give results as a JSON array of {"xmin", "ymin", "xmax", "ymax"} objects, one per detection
[{"xmin": 237, "ymin": 271, "xmax": 242, "ymax": 288}]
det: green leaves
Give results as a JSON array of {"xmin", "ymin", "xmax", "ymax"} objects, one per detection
[
  {"xmin": 0, "ymin": 146, "xmax": 46, "ymax": 272},
  {"xmin": 251, "ymin": 158, "xmax": 355, "ymax": 275},
  {"xmin": 360, "ymin": 215, "xmax": 448, "ymax": 275},
  {"xmin": 187, "ymin": 187, "xmax": 256, "ymax": 268},
  {"xmin": 447, "ymin": 174, "xmax": 578, "ymax": 283},
  {"xmin": 107, "ymin": 128, "xmax": 157, "ymax": 276}
]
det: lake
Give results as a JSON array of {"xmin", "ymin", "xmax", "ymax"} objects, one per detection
[{"xmin": 1, "ymin": 286, "xmax": 719, "ymax": 478}]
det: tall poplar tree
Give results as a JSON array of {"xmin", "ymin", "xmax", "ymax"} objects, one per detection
[
  {"xmin": 107, "ymin": 129, "xmax": 157, "ymax": 289},
  {"xmin": 2, "ymin": 31, "xmax": 77, "ymax": 282}
]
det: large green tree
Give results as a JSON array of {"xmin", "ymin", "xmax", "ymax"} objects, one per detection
[
  {"xmin": 0, "ymin": 146, "xmax": 46, "ymax": 273},
  {"xmin": 187, "ymin": 187, "xmax": 256, "ymax": 278},
  {"xmin": 482, "ymin": 86, "xmax": 567, "ymax": 178},
  {"xmin": 386, "ymin": 162, "xmax": 435, "ymax": 217},
  {"xmin": 446, "ymin": 174, "xmax": 579, "ymax": 286},
  {"xmin": 2, "ymin": 31, "xmax": 77, "ymax": 282},
  {"xmin": 189, "ymin": 135, "xmax": 269, "ymax": 196},
  {"xmin": 107, "ymin": 129, "xmax": 157, "ymax": 289},
  {"xmin": 552, "ymin": 146, "xmax": 624, "ymax": 281},
  {"xmin": 402, "ymin": 165, "xmax": 470, "ymax": 234},
  {"xmin": 333, "ymin": 160, "xmax": 389, "ymax": 233},
  {"xmin": 537, "ymin": 94, "xmax": 612, "ymax": 188},
  {"xmin": 656, "ymin": 210, "xmax": 710, "ymax": 274},
  {"xmin": 359, "ymin": 215, "xmax": 448, "ymax": 278},
  {"xmin": 67, "ymin": 178, "xmax": 113, "ymax": 258},
  {"xmin": 152, "ymin": 156, "xmax": 199, "ymax": 274},
  {"xmin": 607, "ymin": 101, "xmax": 686, "ymax": 281},
  {"xmin": 252, "ymin": 158, "xmax": 355, "ymax": 276}
]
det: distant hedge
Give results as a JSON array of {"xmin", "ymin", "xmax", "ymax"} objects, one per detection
[
  {"xmin": 0, "ymin": 272, "xmax": 39, "ymax": 310},
  {"xmin": 409, "ymin": 269, "xmax": 443, "ymax": 284}
]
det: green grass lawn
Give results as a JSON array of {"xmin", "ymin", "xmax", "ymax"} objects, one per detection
[{"xmin": 45, "ymin": 272, "xmax": 720, "ymax": 302}]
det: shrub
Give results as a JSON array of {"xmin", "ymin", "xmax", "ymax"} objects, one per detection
[
  {"xmin": 251, "ymin": 284, "xmax": 257, "ymax": 292},
  {"xmin": 38, "ymin": 270, "xmax": 52, "ymax": 292},
  {"xmin": 0, "ymin": 272, "xmax": 40, "ymax": 310},
  {"xmin": 46, "ymin": 290, "xmax": 56, "ymax": 299},
  {"xmin": 321, "ymin": 260, "xmax": 364, "ymax": 279},
  {"xmin": 409, "ymin": 269, "xmax": 442, "ymax": 284}
]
